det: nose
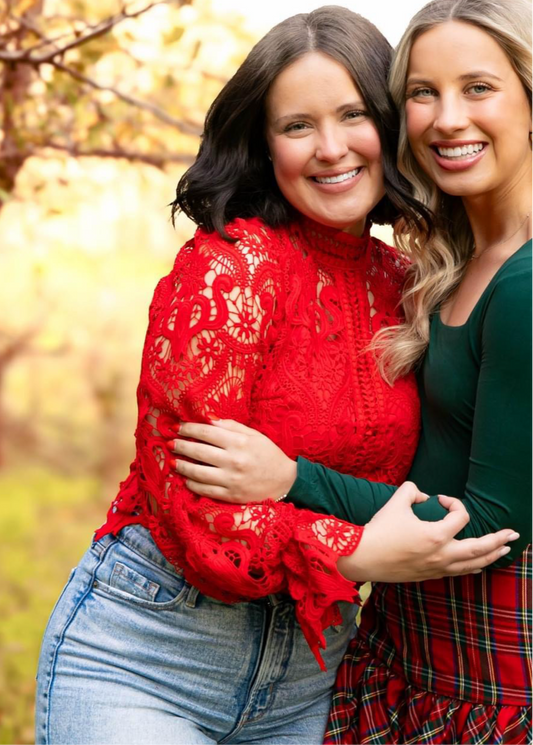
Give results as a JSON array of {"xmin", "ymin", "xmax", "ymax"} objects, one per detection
[
  {"xmin": 433, "ymin": 92, "xmax": 469, "ymax": 134},
  {"xmin": 315, "ymin": 125, "xmax": 349, "ymax": 162}
]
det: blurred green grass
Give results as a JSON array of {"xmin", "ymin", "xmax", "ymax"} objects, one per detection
[
  {"xmin": 0, "ymin": 470, "xmax": 372, "ymax": 744},
  {"xmin": 0, "ymin": 469, "xmax": 105, "ymax": 745}
]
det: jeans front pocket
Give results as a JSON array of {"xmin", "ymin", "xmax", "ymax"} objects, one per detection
[{"xmin": 91, "ymin": 526, "xmax": 188, "ymax": 610}]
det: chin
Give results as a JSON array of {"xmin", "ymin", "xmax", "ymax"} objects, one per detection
[{"xmin": 434, "ymin": 178, "xmax": 490, "ymax": 199}]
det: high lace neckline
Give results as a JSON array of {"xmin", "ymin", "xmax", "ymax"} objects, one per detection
[{"xmin": 296, "ymin": 215, "xmax": 373, "ymax": 259}]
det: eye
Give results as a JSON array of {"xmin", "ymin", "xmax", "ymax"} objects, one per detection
[
  {"xmin": 284, "ymin": 121, "xmax": 310, "ymax": 133},
  {"xmin": 466, "ymin": 82, "xmax": 493, "ymax": 95},
  {"xmin": 344, "ymin": 109, "xmax": 367, "ymax": 120},
  {"xmin": 407, "ymin": 86, "xmax": 436, "ymax": 100}
]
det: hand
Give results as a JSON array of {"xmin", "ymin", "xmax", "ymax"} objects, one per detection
[
  {"xmin": 337, "ymin": 483, "xmax": 519, "ymax": 582},
  {"xmin": 168, "ymin": 420, "xmax": 297, "ymax": 502}
]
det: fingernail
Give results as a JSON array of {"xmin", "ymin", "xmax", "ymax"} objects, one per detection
[
  {"xmin": 173, "ymin": 422, "xmax": 181, "ymax": 433},
  {"xmin": 169, "ymin": 458, "xmax": 177, "ymax": 470},
  {"xmin": 508, "ymin": 532, "xmax": 520, "ymax": 541},
  {"xmin": 499, "ymin": 546, "xmax": 511, "ymax": 556},
  {"xmin": 473, "ymin": 569, "xmax": 482, "ymax": 574}
]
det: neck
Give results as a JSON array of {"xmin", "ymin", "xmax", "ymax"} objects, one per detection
[{"xmin": 462, "ymin": 168, "xmax": 532, "ymax": 252}]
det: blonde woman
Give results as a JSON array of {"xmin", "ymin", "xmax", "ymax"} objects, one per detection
[
  {"xmin": 171, "ymin": 0, "xmax": 532, "ymax": 741},
  {"xmin": 37, "ymin": 8, "xmax": 520, "ymax": 744}
]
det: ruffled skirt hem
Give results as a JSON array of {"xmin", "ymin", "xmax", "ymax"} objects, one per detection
[{"xmin": 324, "ymin": 645, "xmax": 531, "ymax": 745}]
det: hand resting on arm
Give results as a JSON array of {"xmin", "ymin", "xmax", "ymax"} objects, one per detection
[{"xmin": 168, "ymin": 419, "xmax": 519, "ymax": 582}]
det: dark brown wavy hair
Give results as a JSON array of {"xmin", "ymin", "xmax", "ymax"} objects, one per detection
[{"xmin": 171, "ymin": 5, "xmax": 432, "ymax": 239}]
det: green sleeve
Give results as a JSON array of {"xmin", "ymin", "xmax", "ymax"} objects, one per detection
[
  {"xmin": 288, "ymin": 456, "xmax": 397, "ymax": 524},
  {"xmin": 288, "ymin": 269, "xmax": 532, "ymax": 567},
  {"xmin": 288, "ymin": 457, "xmax": 446, "ymax": 524},
  {"xmin": 413, "ymin": 272, "xmax": 532, "ymax": 565}
]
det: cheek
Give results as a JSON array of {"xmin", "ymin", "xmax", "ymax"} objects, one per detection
[
  {"xmin": 349, "ymin": 125, "xmax": 382, "ymax": 165},
  {"xmin": 405, "ymin": 102, "xmax": 430, "ymax": 149},
  {"xmin": 270, "ymin": 139, "xmax": 309, "ymax": 185},
  {"xmin": 484, "ymin": 98, "xmax": 528, "ymax": 146}
]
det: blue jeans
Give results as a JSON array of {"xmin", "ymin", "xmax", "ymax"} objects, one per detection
[{"xmin": 35, "ymin": 524, "xmax": 357, "ymax": 744}]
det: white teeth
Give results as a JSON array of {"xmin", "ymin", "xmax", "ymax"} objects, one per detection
[
  {"xmin": 314, "ymin": 168, "xmax": 360, "ymax": 184},
  {"xmin": 436, "ymin": 143, "xmax": 484, "ymax": 158}
]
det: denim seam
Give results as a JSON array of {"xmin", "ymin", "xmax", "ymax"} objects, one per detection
[
  {"xmin": 116, "ymin": 532, "xmax": 185, "ymax": 581},
  {"xmin": 41, "ymin": 536, "xmax": 118, "ymax": 745},
  {"xmin": 91, "ymin": 575, "xmax": 188, "ymax": 610},
  {"xmin": 219, "ymin": 602, "xmax": 293, "ymax": 742}
]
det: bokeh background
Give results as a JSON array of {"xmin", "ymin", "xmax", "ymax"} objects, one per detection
[{"xmin": 1, "ymin": 0, "xmax": 425, "ymax": 741}]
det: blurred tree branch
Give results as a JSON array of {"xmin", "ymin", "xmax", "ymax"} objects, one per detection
[
  {"xmin": 0, "ymin": 0, "xmax": 199, "ymax": 206},
  {"xmin": 0, "ymin": 2, "xmax": 171, "ymax": 63},
  {"xmin": 49, "ymin": 58, "xmax": 202, "ymax": 134}
]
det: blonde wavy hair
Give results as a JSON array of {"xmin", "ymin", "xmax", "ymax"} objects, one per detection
[{"xmin": 375, "ymin": 0, "xmax": 532, "ymax": 383}]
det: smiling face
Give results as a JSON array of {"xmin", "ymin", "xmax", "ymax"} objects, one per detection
[
  {"xmin": 265, "ymin": 52, "xmax": 385, "ymax": 236},
  {"xmin": 405, "ymin": 21, "xmax": 532, "ymax": 201}
]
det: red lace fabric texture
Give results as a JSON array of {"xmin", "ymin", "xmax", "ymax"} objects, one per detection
[{"xmin": 95, "ymin": 216, "xmax": 420, "ymax": 668}]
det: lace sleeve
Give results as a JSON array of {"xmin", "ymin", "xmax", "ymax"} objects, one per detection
[{"xmin": 136, "ymin": 219, "xmax": 362, "ymax": 668}]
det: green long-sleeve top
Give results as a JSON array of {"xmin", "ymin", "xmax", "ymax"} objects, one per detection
[{"xmin": 288, "ymin": 241, "xmax": 532, "ymax": 566}]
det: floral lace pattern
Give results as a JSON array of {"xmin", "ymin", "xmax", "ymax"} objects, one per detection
[{"xmin": 95, "ymin": 216, "xmax": 420, "ymax": 667}]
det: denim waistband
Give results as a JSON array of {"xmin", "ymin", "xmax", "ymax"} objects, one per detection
[{"xmin": 94, "ymin": 523, "xmax": 294, "ymax": 608}]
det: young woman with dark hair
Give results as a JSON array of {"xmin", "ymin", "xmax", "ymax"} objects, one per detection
[
  {"xmin": 35, "ymin": 6, "xmax": 517, "ymax": 744},
  {"xmin": 173, "ymin": 7, "xmax": 424, "ymax": 236},
  {"xmin": 168, "ymin": 1, "xmax": 532, "ymax": 742}
]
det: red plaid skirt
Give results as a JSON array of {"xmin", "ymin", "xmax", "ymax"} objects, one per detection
[{"xmin": 325, "ymin": 547, "xmax": 531, "ymax": 744}]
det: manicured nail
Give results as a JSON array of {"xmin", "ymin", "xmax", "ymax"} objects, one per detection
[
  {"xmin": 173, "ymin": 422, "xmax": 182, "ymax": 433},
  {"xmin": 508, "ymin": 532, "xmax": 520, "ymax": 541},
  {"xmin": 499, "ymin": 546, "xmax": 511, "ymax": 556}
]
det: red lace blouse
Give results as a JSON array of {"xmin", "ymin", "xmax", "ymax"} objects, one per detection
[{"xmin": 95, "ymin": 216, "xmax": 420, "ymax": 667}]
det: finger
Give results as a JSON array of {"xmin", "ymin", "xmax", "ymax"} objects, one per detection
[
  {"xmin": 385, "ymin": 481, "xmax": 425, "ymax": 508},
  {"xmin": 211, "ymin": 419, "xmax": 254, "ymax": 434},
  {"xmin": 184, "ymin": 479, "xmax": 231, "ymax": 500},
  {"xmin": 436, "ymin": 498, "xmax": 470, "ymax": 538},
  {"xmin": 173, "ymin": 458, "xmax": 228, "ymax": 486},
  {"xmin": 437, "ymin": 530, "xmax": 514, "ymax": 573},
  {"xmin": 170, "ymin": 438, "xmax": 227, "ymax": 467},
  {"xmin": 178, "ymin": 422, "xmax": 236, "ymax": 447},
  {"xmin": 438, "ymin": 494, "xmax": 460, "ymax": 510},
  {"xmin": 446, "ymin": 529, "xmax": 517, "ymax": 563},
  {"xmin": 445, "ymin": 544, "xmax": 512, "ymax": 575}
]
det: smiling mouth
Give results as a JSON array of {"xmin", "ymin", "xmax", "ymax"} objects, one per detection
[
  {"xmin": 312, "ymin": 167, "xmax": 362, "ymax": 184},
  {"xmin": 432, "ymin": 143, "xmax": 486, "ymax": 161}
]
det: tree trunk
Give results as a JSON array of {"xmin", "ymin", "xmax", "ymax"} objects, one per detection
[{"xmin": 0, "ymin": 0, "xmax": 44, "ymax": 204}]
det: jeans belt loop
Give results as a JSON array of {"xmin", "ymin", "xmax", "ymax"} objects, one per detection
[{"xmin": 185, "ymin": 585, "xmax": 200, "ymax": 608}]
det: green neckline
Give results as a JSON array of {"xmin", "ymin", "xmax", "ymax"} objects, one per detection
[{"xmin": 436, "ymin": 239, "xmax": 532, "ymax": 330}]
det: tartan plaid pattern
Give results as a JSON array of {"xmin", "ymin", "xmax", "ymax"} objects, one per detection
[{"xmin": 325, "ymin": 546, "xmax": 531, "ymax": 744}]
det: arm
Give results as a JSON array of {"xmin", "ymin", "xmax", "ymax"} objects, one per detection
[
  {"xmin": 131, "ymin": 220, "xmax": 365, "ymax": 668},
  {"xmin": 411, "ymin": 270, "xmax": 532, "ymax": 563},
  {"xmin": 282, "ymin": 267, "xmax": 533, "ymax": 565},
  {"xmin": 169, "ymin": 417, "xmax": 517, "ymax": 579}
]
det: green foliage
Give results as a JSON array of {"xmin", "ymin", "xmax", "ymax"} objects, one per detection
[
  {"xmin": 0, "ymin": 0, "xmax": 256, "ymax": 183},
  {"xmin": 0, "ymin": 4, "xmax": 259, "ymax": 742},
  {"xmin": 0, "ymin": 468, "xmax": 105, "ymax": 745}
]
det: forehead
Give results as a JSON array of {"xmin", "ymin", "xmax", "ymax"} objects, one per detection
[
  {"xmin": 408, "ymin": 20, "xmax": 514, "ymax": 76},
  {"xmin": 266, "ymin": 52, "xmax": 364, "ymax": 116}
]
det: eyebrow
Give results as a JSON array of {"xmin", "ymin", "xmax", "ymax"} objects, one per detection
[
  {"xmin": 273, "ymin": 101, "xmax": 365, "ymax": 126},
  {"xmin": 407, "ymin": 71, "xmax": 504, "ymax": 86}
]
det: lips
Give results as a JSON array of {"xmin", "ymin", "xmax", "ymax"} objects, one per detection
[
  {"xmin": 312, "ymin": 167, "xmax": 362, "ymax": 184},
  {"xmin": 429, "ymin": 140, "xmax": 488, "ymax": 172},
  {"xmin": 435, "ymin": 143, "xmax": 484, "ymax": 158}
]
